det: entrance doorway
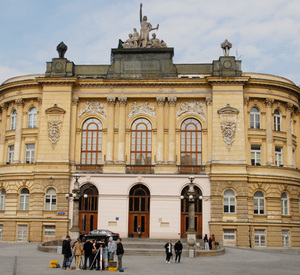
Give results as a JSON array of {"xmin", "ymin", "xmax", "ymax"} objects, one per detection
[
  {"xmin": 128, "ymin": 184, "xmax": 150, "ymax": 238},
  {"xmin": 79, "ymin": 184, "xmax": 98, "ymax": 234},
  {"xmin": 181, "ymin": 185, "xmax": 202, "ymax": 238}
]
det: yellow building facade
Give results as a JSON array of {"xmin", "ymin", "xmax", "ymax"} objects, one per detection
[{"xmin": 0, "ymin": 38, "xmax": 299, "ymax": 247}]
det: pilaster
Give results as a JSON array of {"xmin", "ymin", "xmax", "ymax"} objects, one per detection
[{"xmin": 156, "ymin": 97, "xmax": 165, "ymax": 164}]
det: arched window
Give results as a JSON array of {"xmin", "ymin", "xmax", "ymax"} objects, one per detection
[
  {"xmin": 131, "ymin": 118, "xmax": 152, "ymax": 165},
  {"xmin": 45, "ymin": 188, "xmax": 57, "ymax": 211},
  {"xmin": 250, "ymin": 107, "xmax": 260, "ymax": 129},
  {"xmin": 254, "ymin": 191, "xmax": 265, "ymax": 215},
  {"xmin": 79, "ymin": 184, "xmax": 98, "ymax": 211},
  {"xmin": 11, "ymin": 109, "xmax": 17, "ymax": 130},
  {"xmin": 224, "ymin": 189, "xmax": 235, "ymax": 214},
  {"xmin": 274, "ymin": 109, "xmax": 281, "ymax": 131},
  {"xmin": 0, "ymin": 189, "xmax": 6, "ymax": 211},
  {"xmin": 81, "ymin": 118, "xmax": 103, "ymax": 165},
  {"xmin": 129, "ymin": 184, "xmax": 150, "ymax": 212},
  {"xmin": 28, "ymin": 107, "xmax": 37, "ymax": 128},
  {"xmin": 180, "ymin": 118, "xmax": 202, "ymax": 165},
  {"xmin": 281, "ymin": 192, "xmax": 289, "ymax": 215},
  {"xmin": 19, "ymin": 188, "xmax": 29, "ymax": 211},
  {"xmin": 181, "ymin": 185, "xmax": 202, "ymax": 214}
]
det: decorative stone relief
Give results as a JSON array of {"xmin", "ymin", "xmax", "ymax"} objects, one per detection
[
  {"xmin": 177, "ymin": 101, "xmax": 206, "ymax": 121},
  {"xmin": 78, "ymin": 101, "xmax": 107, "ymax": 118},
  {"xmin": 45, "ymin": 104, "xmax": 66, "ymax": 149},
  {"xmin": 156, "ymin": 97, "xmax": 166, "ymax": 107},
  {"xmin": 217, "ymin": 104, "xmax": 239, "ymax": 150},
  {"xmin": 129, "ymin": 101, "xmax": 155, "ymax": 118},
  {"xmin": 118, "ymin": 97, "xmax": 128, "ymax": 106},
  {"xmin": 168, "ymin": 96, "xmax": 177, "ymax": 107}
]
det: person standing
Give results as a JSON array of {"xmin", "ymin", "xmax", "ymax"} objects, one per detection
[
  {"xmin": 107, "ymin": 237, "xmax": 116, "ymax": 266},
  {"xmin": 174, "ymin": 240, "xmax": 182, "ymax": 263},
  {"xmin": 164, "ymin": 240, "xmax": 173, "ymax": 264},
  {"xmin": 83, "ymin": 239, "xmax": 93, "ymax": 270},
  {"xmin": 203, "ymin": 234, "xmax": 209, "ymax": 250},
  {"xmin": 116, "ymin": 238, "xmax": 124, "ymax": 270},
  {"xmin": 211, "ymin": 234, "xmax": 216, "ymax": 250},
  {"xmin": 62, "ymin": 235, "xmax": 72, "ymax": 270},
  {"xmin": 137, "ymin": 225, "xmax": 141, "ymax": 238},
  {"xmin": 209, "ymin": 235, "xmax": 212, "ymax": 250},
  {"xmin": 74, "ymin": 238, "xmax": 83, "ymax": 270}
]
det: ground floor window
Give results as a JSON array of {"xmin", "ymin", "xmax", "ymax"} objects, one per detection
[
  {"xmin": 254, "ymin": 229, "xmax": 266, "ymax": 247},
  {"xmin": 223, "ymin": 229, "xmax": 236, "ymax": 246},
  {"xmin": 0, "ymin": 224, "xmax": 3, "ymax": 240},
  {"xmin": 17, "ymin": 225, "xmax": 28, "ymax": 242},
  {"xmin": 44, "ymin": 225, "xmax": 56, "ymax": 237},
  {"xmin": 282, "ymin": 230, "xmax": 290, "ymax": 247}
]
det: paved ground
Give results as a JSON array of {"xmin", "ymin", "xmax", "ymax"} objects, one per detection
[{"xmin": 0, "ymin": 242, "xmax": 299, "ymax": 275}]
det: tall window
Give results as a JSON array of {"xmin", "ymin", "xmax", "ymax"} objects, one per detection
[
  {"xmin": 131, "ymin": 118, "xmax": 152, "ymax": 165},
  {"xmin": 25, "ymin": 144, "xmax": 35, "ymax": 163},
  {"xmin": 81, "ymin": 118, "xmax": 102, "ymax": 165},
  {"xmin": 11, "ymin": 109, "xmax": 17, "ymax": 130},
  {"xmin": 255, "ymin": 229, "xmax": 266, "ymax": 247},
  {"xmin": 224, "ymin": 189, "xmax": 235, "ymax": 214},
  {"xmin": 282, "ymin": 230, "xmax": 290, "ymax": 247},
  {"xmin": 8, "ymin": 145, "xmax": 14, "ymax": 163},
  {"xmin": 0, "ymin": 189, "xmax": 6, "ymax": 211},
  {"xmin": 251, "ymin": 145, "xmax": 261, "ymax": 166},
  {"xmin": 28, "ymin": 107, "xmax": 37, "ymax": 128},
  {"xmin": 281, "ymin": 192, "xmax": 288, "ymax": 215},
  {"xmin": 19, "ymin": 188, "xmax": 29, "ymax": 211},
  {"xmin": 275, "ymin": 147, "xmax": 283, "ymax": 166},
  {"xmin": 274, "ymin": 109, "xmax": 281, "ymax": 131},
  {"xmin": 250, "ymin": 107, "xmax": 260, "ymax": 129},
  {"xmin": 180, "ymin": 118, "xmax": 202, "ymax": 165},
  {"xmin": 254, "ymin": 191, "xmax": 265, "ymax": 215},
  {"xmin": 45, "ymin": 188, "xmax": 57, "ymax": 211}
]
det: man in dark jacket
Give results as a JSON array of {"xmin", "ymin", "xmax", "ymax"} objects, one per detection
[
  {"xmin": 116, "ymin": 238, "xmax": 124, "ymax": 271},
  {"xmin": 83, "ymin": 239, "xmax": 93, "ymax": 270},
  {"xmin": 164, "ymin": 240, "xmax": 172, "ymax": 264},
  {"xmin": 174, "ymin": 240, "xmax": 183, "ymax": 263},
  {"xmin": 62, "ymin": 235, "xmax": 72, "ymax": 270}
]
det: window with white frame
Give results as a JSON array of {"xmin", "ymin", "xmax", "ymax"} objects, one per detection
[
  {"xmin": 19, "ymin": 188, "xmax": 29, "ymax": 211},
  {"xmin": 274, "ymin": 109, "xmax": 281, "ymax": 131},
  {"xmin": 282, "ymin": 230, "xmax": 290, "ymax": 247},
  {"xmin": 25, "ymin": 144, "xmax": 35, "ymax": 163},
  {"xmin": 250, "ymin": 107, "xmax": 261, "ymax": 129},
  {"xmin": 10, "ymin": 109, "xmax": 17, "ymax": 130},
  {"xmin": 45, "ymin": 188, "xmax": 57, "ymax": 211},
  {"xmin": 255, "ymin": 229, "xmax": 266, "ymax": 247},
  {"xmin": 224, "ymin": 189, "xmax": 235, "ymax": 214},
  {"xmin": 254, "ymin": 191, "xmax": 265, "ymax": 215},
  {"xmin": 0, "ymin": 189, "xmax": 6, "ymax": 211},
  {"xmin": 27, "ymin": 107, "xmax": 37, "ymax": 128},
  {"xmin": 251, "ymin": 145, "xmax": 261, "ymax": 166},
  {"xmin": 0, "ymin": 224, "xmax": 3, "ymax": 240},
  {"xmin": 223, "ymin": 229, "xmax": 236, "ymax": 240},
  {"xmin": 281, "ymin": 192, "xmax": 289, "ymax": 215},
  {"xmin": 8, "ymin": 145, "xmax": 14, "ymax": 163},
  {"xmin": 44, "ymin": 225, "xmax": 56, "ymax": 237},
  {"xmin": 17, "ymin": 225, "xmax": 28, "ymax": 242},
  {"xmin": 275, "ymin": 147, "xmax": 283, "ymax": 166}
]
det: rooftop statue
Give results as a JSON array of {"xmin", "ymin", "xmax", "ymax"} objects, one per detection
[
  {"xmin": 120, "ymin": 3, "xmax": 167, "ymax": 49},
  {"xmin": 56, "ymin": 41, "xmax": 68, "ymax": 58},
  {"xmin": 221, "ymin": 39, "xmax": 232, "ymax": 56}
]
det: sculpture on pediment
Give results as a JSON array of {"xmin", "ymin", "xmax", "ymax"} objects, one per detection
[
  {"xmin": 129, "ymin": 101, "xmax": 155, "ymax": 118},
  {"xmin": 78, "ymin": 101, "xmax": 107, "ymax": 118},
  {"xmin": 177, "ymin": 101, "xmax": 206, "ymax": 121},
  {"xmin": 120, "ymin": 4, "xmax": 167, "ymax": 49}
]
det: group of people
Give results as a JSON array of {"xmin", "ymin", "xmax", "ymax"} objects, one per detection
[
  {"xmin": 164, "ymin": 240, "xmax": 183, "ymax": 264},
  {"xmin": 203, "ymin": 234, "xmax": 216, "ymax": 250},
  {"xmin": 62, "ymin": 235, "xmax": 124, "ymax": 271}
]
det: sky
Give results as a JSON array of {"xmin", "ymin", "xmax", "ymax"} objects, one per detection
[{"xmin": 0, "ymin": 0, "xmax": 299, "ymax": 85}]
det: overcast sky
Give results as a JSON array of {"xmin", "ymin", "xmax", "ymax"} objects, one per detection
[{"xmin": 0, "ymin": 0, "xmax": 299, "ymax": 85}]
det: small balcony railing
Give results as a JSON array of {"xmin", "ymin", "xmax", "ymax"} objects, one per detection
[
  {"xmin": 177, "ymin": 165, "xmax": 205, "ymax": 174},
  {"xmin": 76, "ymin": 164, "xmax": 103, "ymax": 173},
  {"xmin": 126, "ymin": 165, "xmax": 154, "ymax": 174}
]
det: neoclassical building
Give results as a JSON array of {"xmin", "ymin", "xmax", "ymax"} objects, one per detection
[{"xmin": 0, "ymin": 14, "xmax": 299, "ymax": 247}]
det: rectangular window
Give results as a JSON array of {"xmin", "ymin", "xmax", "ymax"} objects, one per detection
[
  {"xmin": 254, "ymin": 229, "xmax": 266, "ymax": 247},
  {"xmin": 8, "ymin": 145, "xmax": 14, "ymax": 163},
  {"xmin": 25, "ymin": 144, "xmax": 35, "ymax": 163},
  {"xmin": 282, "ymin": 230, "xmax": 290, "ymax": 247},
  {"xmin": 17, "ymin": 225, "xmax": 28, "ymax": 242},
  {"xmin": 44, "ymin": 225, "xmax": 56, "ymax": 237},
  {"xmin": 223, "ymin": 229, "xmax": 236, "ymax": 240},
  {"xmin": 0, "ymin": 225, "xmax": 3, "ymax": 241},
  {"xmin": 251, "ymin": 145, "xmax": 261, "ymax": 166},
  {"xmin": 275, "ymin": 147, "xmax": 283, "ymax": 166}
]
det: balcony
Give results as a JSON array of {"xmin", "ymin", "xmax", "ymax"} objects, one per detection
[
  {"xmin": 126, "ymin": 165, "xmax": 154, "ymax": 174},
  {"xmin": 177, "ymin": 165, "xmax": 205, "ymax": 174},
  {"xmin": 76, "ymin": 164, "xmax": 103, "ymax": 173}
]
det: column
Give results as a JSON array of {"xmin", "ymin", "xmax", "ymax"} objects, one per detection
[
  {"xmin": 117, "ymin": 97, "xmax": 127, "ymax": 164},
  {"xmin": 70, "ymin": 97, "xmax": 79, "ymax": 164},
  {"xmin": 0, "ymin": 103, "xmax": 8, "ymax": 164},
  {"xmin": 265, "ymin": 98, "xmax": 274, "ymax": 165},
  {"xmin": 13, "ymin": 99, "xmax": 24, "ymax": 164},
  {"xmin": 106, "ymin": 97, "xmax": 116, "ymax": 164},
  {"xmin": 286, "ymin": 103, "xmax": 293, "ymax": 167},
  {"xmin": 167, "ymin": 96, "xmax": 177, "ymax": 164},
  {"xmin": 156, "ymin": 97, "xmax": 165, "ymax": 164},
  {"xmin": 206, "ymin": 96, "xmax": 212, "ymax": 163}
]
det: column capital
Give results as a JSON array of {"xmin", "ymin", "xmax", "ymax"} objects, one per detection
[
  {"xmin": 118, "ymin": 96, "xmax": 128, "ymax": 106},
  {"xmin": 156, "ymin": 96, "xmax": 166, "ymax": 106},
  {"xmin": 168, "ymin": 96, "xmax": 177, "ymax": 106},
  {"xmin": 286, "ymin": 102, "xmax": 294, "ymax": 112},
  {"xmin": 206, "ymin": 96, "xmax": 212, "ymax": 106},
  {"xmin": 107, "ymin": 96, "xmax": 116, "ymax": 105},
  {"xmin": 15, "ymin": 99, "xmax": 24, "ymax": 106},
  {"xmin": 244, "ymin": 96, "xmax": 249, "ymax": 106},
  {"xmin": 72, "ymin": 96, "xmax": 79, "ymax": 106},
  {"xmin": 264, "ymin": 98, "xmax": 274, "ymax": 107},
  {"xmin": 0, "ymin": 103, "xmax": 8, "ymax": 111}
]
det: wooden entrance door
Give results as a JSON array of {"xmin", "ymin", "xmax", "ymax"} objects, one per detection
[
  {"xmin": 79, "ymin": 184, "xmax": 98, "ymax": 234},
  {"xmin": 181, "ymin": 214, "xmax": 202, "ymax": 238},
  {"xmin": 128, "ymin": 184, "xmax": 150, "ymax": 238}
]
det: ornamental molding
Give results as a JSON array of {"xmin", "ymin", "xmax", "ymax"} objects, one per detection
[
  {"xmin": 78, "ymin": 101, "xmax": 107, "ymax": 118},
  {"xmin": 217, "ymin": 104, "xmax": 239, "ymax": 150},
  {"xmin": 177, "ymin": 101, "xmax": 206, "ymax": 121},
  {"xmin": 129, "ymin": 101, "xmax": 155, "ymax": 118}
]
